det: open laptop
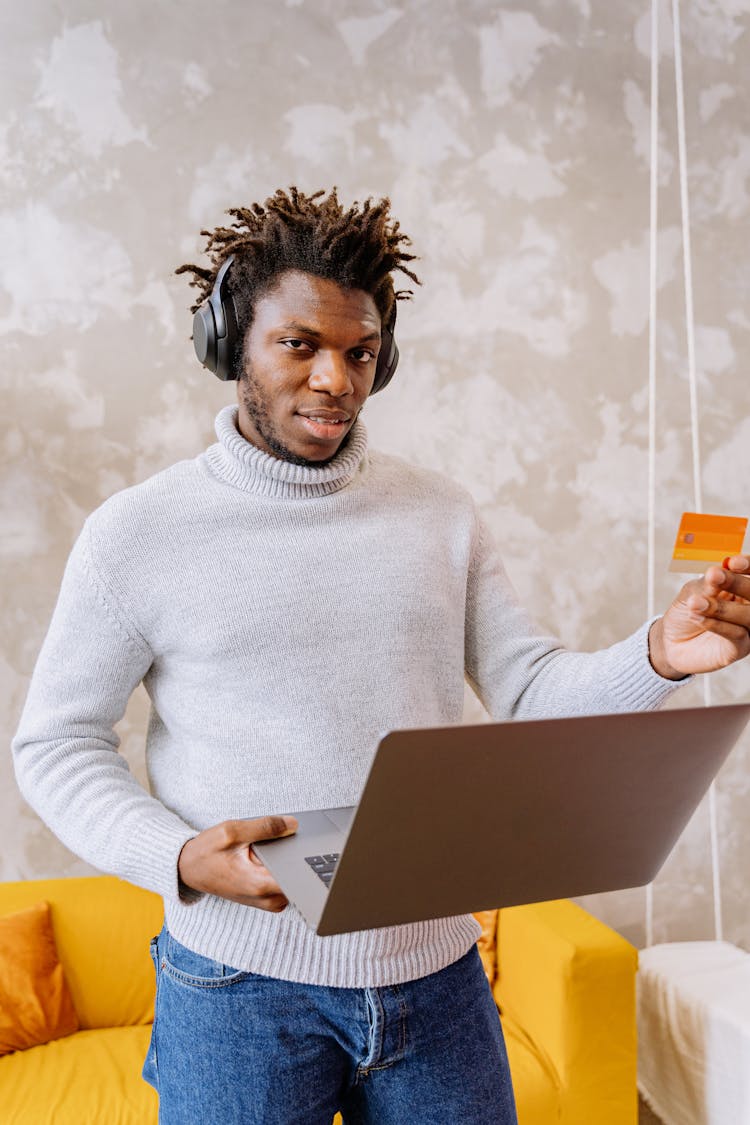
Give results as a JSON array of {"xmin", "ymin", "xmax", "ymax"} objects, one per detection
[{"xmin": 252, "ymin": 702, "xmax": 750, "ymax": 937}]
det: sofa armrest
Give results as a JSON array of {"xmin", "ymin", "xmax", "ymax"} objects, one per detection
[{"xmin": 494, "ymin": 899, "xmax": 638, "ymax": 1125}]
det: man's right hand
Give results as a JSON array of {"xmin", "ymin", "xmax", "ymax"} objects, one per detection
[{"xmin": 177, "ymin": 816, "xmax": 298, "ymax": 911}]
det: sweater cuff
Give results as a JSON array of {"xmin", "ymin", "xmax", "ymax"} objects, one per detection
[
  {"xmin": 177, "ymin": 838, "xmax": 205, "ymax": 905},
  {"xmin": 119, "ymin": 813, "xmax": 204, "ymax": 906},
  {"xmin": 616, "ymin": 617, "xmax": 693, "ymax": 710}
]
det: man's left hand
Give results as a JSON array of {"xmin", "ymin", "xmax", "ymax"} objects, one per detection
[{"xmin": 649, "ymin": 555, "xmax": 750, "ymax": 680}]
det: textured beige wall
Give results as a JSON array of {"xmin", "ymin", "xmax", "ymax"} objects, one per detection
[{"xmin": 2, "ymin": 1, "xmax": 749, "ymax": 951}]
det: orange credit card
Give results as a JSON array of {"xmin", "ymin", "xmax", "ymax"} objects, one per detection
[{"xmin": 669, "ymin": 512, "xmax": 748, "ymax": 573}]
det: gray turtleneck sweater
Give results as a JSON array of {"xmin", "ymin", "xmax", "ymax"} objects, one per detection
[{"xmin": 13, "ymin": 406, "xmax": 681, "ymax": 987}]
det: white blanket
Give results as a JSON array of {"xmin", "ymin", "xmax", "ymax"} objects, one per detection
[{"xmin": 637, "ymin": 941, "xmax": 750, "ymax": 1125}]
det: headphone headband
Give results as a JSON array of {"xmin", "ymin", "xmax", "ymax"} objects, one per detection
[{"xmin": 191, "ymin": 255, "xmax": 399, "ymax": 392}]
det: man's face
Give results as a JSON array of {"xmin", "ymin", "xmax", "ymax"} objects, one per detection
[{"xmin": 236, "ymin": 270, "xmax": 382, "ymax": 466}]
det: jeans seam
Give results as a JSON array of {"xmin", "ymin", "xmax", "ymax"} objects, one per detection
[
  {"xmin": 356, "ymin": 988, "xmax": 385, "ymax": 1079},
  {"xmin": 145, "ymin": 935, "xmax": 160, "ymax": 1087},
  {"xmin": 160, "ymin": 961, "xmax": 252, "ymax": 988},
  {"xmin": 394, "ymin": 985, "xmax": 408, "ymax": 1060},
  {"xmin": 162, "ymin": 932, "xmax": 253, "ymax": 988}
]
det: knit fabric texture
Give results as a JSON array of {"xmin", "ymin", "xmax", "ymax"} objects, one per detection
[{"xmin": 13, "ymin": 406, "xmax": 683, "ymax": 987}]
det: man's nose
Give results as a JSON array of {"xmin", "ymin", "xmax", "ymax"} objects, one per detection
[{"xmin": 308, "ymin": 351, "xmax": 353, "ymax": 397}]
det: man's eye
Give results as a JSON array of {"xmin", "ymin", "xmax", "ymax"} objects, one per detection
[
  {"xmin": 283, "ymin": 339, "xmax": 312, "ymax": 352},
  {"xmin": 351, "ymin": 348, "xmax": 375, "ymax": 363}
]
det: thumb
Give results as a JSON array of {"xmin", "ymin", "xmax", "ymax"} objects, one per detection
[
  {"xmin": 246, "ymin": 814, "xmax": 298, "ymax": 842},
  {"xmin": 245, "ymin": 814, "xmax": 297, "ymax": 869},
  {"xmin": 259, "ymin": 814, "xmax": 296, "ymax": 841}
]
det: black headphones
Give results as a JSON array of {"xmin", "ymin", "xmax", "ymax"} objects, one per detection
[{"xmin": 192, "ymin": 254, "xmax": 399, "ymax": 394}]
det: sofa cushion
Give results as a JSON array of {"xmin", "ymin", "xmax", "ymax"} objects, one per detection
[
  {"xmin": 473, "ymin": 909, "xmax": 499, "ymax": 985},
  {"xmin": 0, "ymin": 901, "xmax": 79, "ymax": 1056},
  {"xmin": 0, "ymin": 1025, "xmax": 158, "ymax": 1124},
  {"xmin": 0, "ymin": 1017, "xmax": 560, "ymax": 1125},
  {"xmin": 502, "ymin": 1013, "xmax": 562, "ymax": 1124},
  {"xmin": 0, "ymin": 878, "xmax": 164, "ymax": 1030}
]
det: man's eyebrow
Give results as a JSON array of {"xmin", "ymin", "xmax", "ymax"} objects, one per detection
[
  {"xmin": 279, "ymin": 321, "xmax": 322, "ymax": 338},
  {"xmin": 278, "ymin": 321, "xmax": 381, "ymax": 343}
]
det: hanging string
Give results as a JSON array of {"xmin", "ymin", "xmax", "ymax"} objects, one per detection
[
  {"xmin": 673, "ymin": 0, "xmax": 703, "ymax": 513},
  {"xmin": 672, "ymin": 0, "xmax": 723, "ymax": 942},
  {"xmin": 645, "ymin": 0, "xmax": 660, "ymax": 950},
  {"xmin": 645, "ymin": 0, "xmax": 723, "ymax": 946}
]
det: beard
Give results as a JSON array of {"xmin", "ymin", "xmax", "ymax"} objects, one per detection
[{"xmin": 239, "ymin": 367, "xmax": 354, "ymax": 467}]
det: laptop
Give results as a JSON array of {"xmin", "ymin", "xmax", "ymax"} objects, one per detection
[{"xmin": 252, "ymin": 702, "xmax": 750, "ymax": 936}]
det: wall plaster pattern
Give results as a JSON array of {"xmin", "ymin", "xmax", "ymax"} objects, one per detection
[{"xmin": 2, "ymin": 0, "xmax": 750, "ymax": 951}]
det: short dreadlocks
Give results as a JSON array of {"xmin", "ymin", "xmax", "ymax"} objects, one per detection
[{"xmin": 176, "ymin": 187, "xmax": 420, "ymax": 376}]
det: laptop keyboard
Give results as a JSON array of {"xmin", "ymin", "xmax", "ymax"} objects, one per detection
[{"xmin": 305, "ymin": 853, "xmax": 340, "ymax": 887}]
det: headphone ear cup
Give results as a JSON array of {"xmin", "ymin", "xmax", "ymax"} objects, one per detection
[
  {"xmin": 214, "ymin": 291, "xmax": 239, "ymax": 382},
  {"xmin": 370, "ymin": 311, "xmax": 399, "ymax": 395},
  {"xmin": 192, "ymin": 255, "xmax": 239, "ymax": 382},
  {"xmin": 192, "ymin": 305, "xmax": 218, "ymax": 373}
]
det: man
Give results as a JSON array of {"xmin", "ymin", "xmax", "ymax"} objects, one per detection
[{"xmin": 13, "ymin": 187, "xmax": 750, "ymax": 1125}]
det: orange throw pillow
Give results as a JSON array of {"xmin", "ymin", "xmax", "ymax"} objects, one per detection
[
  {"xmin": 0, "ymin": 900, "xmax": 79, "ymax": 1055},
  {"xmin": 473, "ymin": 909, "xmax": 499, "ymax": 986}
]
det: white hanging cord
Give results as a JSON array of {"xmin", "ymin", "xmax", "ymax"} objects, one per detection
[
  {"xmin": 645, "ymin": 0, "xmax": 722, "ymax": 946},
  {"xmin": 672, "ymin": 0, "xmax": 723, "ymax": 942},
  {"xmin": 672, "ymin": 0, "xmax": 703, "ymax": 514},
  {"xmin": 647, "ymin": 0, "xmax": 659, "ymax": 629},
  {"xmin": 645, "ymin": 0, "xmax": 660, "ymax": 950},
  {"xmin": 706, "ymin": 736, "xmax": 722, "ymax": 941}
]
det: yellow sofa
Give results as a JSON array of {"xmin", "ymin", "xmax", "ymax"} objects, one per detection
[{"xmin": 0, "ymin": 877, "xmax": 637, "ymax": 1124}]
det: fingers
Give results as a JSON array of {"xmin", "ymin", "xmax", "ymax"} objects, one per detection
[
  {"xmin": 658, "ymin": 556, "xmax": 750, "ymax": 675},
  {"xmin": 224, "ymin": 856, "xmax": 289, "ymax": 911},
  {"xmin": 687, "ymin": 588, "xmax": 746, "ymax": 619},
  {"xmin": 686, "ymin": 583, "xmax": 750, "ymax": 635},
  {"xmin": 686, "ymin": 614, "xmax": 750, "ymax": 662},
  {"xmin": 260, "ymin": 894, "xmax": 291, "ymax": 913},
  {"xmin": 243, "ymin": 854, "xmax": 287, "ymax": 898},
  {"xmin": 178, "ymin": 817, "xmax": 296, "ymax": 910},
  {"xmin": 233, "ymin": 818, "xmax": 296, "ymax": 907},
  {"xmin": 722, "ymin": 554, "xmax": 750, "ymax": 573},
  {"xmin": 223, "ymin": 815, "xmax": 298, "ymax": 845},
  {"xmin": 695, "ymin": 572, "xmax": 750, "ymax": 611},
  {"xmin": 704, "ymin": 557, "xmax": 750, "ymax": 598},
  {"xmin": 685, "ymin": 613, "xmax": 750, "ymax": 645}
]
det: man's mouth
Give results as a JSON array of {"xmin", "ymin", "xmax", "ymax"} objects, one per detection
[{"xmin": 296, "ymin": 410, "xmax": 351, "ymax": 440}]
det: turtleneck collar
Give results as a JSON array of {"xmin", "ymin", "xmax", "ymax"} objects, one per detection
[{"xmin": 203, "ymin": 405, "xmax": 369, "ymax": 499}]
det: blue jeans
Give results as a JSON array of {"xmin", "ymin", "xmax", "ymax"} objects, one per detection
[{"xmin": 143, "ymin": 925, "xmax": 518, "ymax": 1124}]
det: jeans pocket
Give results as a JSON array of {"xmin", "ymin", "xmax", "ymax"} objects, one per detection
[
  {"xmin": 149, "ymin": 933, "xmax": 160, "ymax": 973},
  {"xmin": 141, "ymin": 934, "xmax": 162, "ymax": 1090},
  {"xmin": 162, "ymin": 931, "xmax": 252, "ymax": 988}
]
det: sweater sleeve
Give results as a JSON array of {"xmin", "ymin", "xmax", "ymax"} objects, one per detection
[
  {"xmin": 12, "ymin": 521, "xmax": 200, "ymax": 903},
  {"xmin": 464, "ymin": 514, "xmax": 686, "ymax": 719}
]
